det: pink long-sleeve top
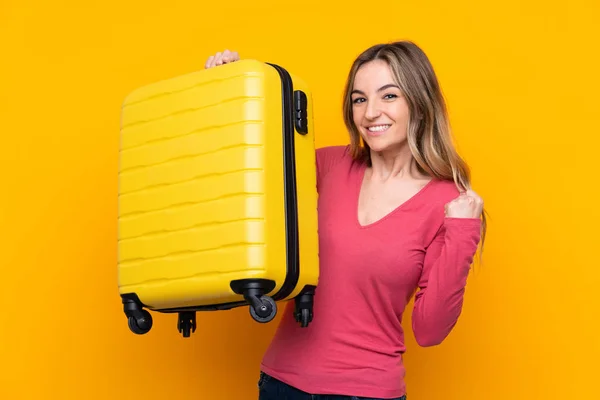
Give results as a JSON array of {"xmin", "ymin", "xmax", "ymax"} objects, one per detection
[{"xmin": 260, "ymin": 145, "xmax": 482, "ymax": 398}]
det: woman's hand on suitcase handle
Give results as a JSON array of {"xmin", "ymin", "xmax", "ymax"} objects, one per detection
[{"xmin": 205, "ymin": 49, "xmax": 239, "ymax": 69}]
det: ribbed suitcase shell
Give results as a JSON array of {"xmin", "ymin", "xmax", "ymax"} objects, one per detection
[{"xmin": 117, "ymin": 59, "xmax": 319, "ymax": 337}]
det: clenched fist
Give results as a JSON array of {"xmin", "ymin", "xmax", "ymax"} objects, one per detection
[{"xmin": 445, "ymin": 190, "xmax": 484, "ymax": 219}]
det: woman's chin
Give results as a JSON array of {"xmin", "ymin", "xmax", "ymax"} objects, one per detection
[
  {"xmin": 363, "ymin": 137, "xmax": 409, "ymax": 155},
  {"xmin": 363, "ymin": 138, "xmax": 389, "ymax": 152}
]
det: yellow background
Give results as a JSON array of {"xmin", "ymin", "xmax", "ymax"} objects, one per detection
[{"xmin": 1, "ymin": 0, "xmax": 598, "ymax": 399}]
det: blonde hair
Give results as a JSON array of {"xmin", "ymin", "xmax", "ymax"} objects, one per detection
[{"xmin": 342, "ymin": 40, "xmax": 487, "ymax": 256}]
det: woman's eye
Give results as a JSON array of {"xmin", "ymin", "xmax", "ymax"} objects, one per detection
[
  {"xmin": 352, "ymin": 97, "xmax": 365, "ymax": 104},
  {"xmin": 384, "ymin": 93, "xmax": 398, "ymax": 100}
]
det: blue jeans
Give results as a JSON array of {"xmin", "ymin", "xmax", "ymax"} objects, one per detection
[{"xmin": 258, "ymin": 372, "xmax": 407, "ymax": 400}]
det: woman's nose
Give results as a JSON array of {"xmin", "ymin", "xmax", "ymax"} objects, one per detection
[{"xmin": 365, "ymin": 100, "xmax": 382, "ymax": 120}]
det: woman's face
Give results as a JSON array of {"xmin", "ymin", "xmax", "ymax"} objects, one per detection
[{"xmin": 350, "ymin": 59, "xmax": 411, "ymax": 155}]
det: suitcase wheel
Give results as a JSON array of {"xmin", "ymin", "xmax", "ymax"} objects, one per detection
[
  {"xmin": 127, "ymin": 310, "xmax": 153, "ymax": 335},
  {"xmin": 122, "ymin": 296, "xmax": 153, "ymax": 335},
  {"xmin": 296, "ymin": 308, "xmax": 313, "ymax": 328},
  {"xmin": 178, "ymin": 311, "xmax": 197, "ymax": 338},
  {"xmin": 293, "ymin": 289, "xmax": 315, "ymax": 328},
  {"xmin": 248, "ymin": 295, "xmax": 277, "ymax": 323},
  {"xmin": 229, "ymin": 279, "xmax": 278, "ymax": 324}
]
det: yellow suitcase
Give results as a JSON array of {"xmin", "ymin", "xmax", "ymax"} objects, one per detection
[{"xmin": 117, "ymin": 59, "xmax": 319, "ymax": 337}]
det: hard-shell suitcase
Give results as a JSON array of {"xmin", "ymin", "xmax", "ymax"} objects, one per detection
[{"xmin": 117, "ymin": 59, "xmax": 319, "ymax": 337}]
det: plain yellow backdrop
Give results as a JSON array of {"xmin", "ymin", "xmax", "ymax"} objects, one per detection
[{"xmin": 1, "ymin": 0, "xmax": 599, "ymax": 399}]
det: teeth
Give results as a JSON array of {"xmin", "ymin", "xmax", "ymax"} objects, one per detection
[{"xmin": 367, "ymin": 125, "xmax": 390, "ymax": 132}]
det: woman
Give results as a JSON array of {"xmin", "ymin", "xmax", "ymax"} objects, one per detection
[{"xmin": 205, "ymin": 41, "xmax": 486, "ymax": 400}]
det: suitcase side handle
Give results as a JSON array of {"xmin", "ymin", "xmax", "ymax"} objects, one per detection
[{"xmin": 294, "ymin": 90, "xmax": 308, "ymax": 135}]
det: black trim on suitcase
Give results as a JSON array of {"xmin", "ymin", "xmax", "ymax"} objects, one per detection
[{"xmin": 266, "ymin": 62, "xmax": 300, "ymax": 302}]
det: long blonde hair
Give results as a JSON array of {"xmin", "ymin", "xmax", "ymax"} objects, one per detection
[{"xmin": 342, "ymin": 41, "xmax": 487, "ymax": 255}]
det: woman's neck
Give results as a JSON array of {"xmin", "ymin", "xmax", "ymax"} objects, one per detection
[{"xmin": 368, "ymin": 146, "xmax": 427, "ymax": 182}]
